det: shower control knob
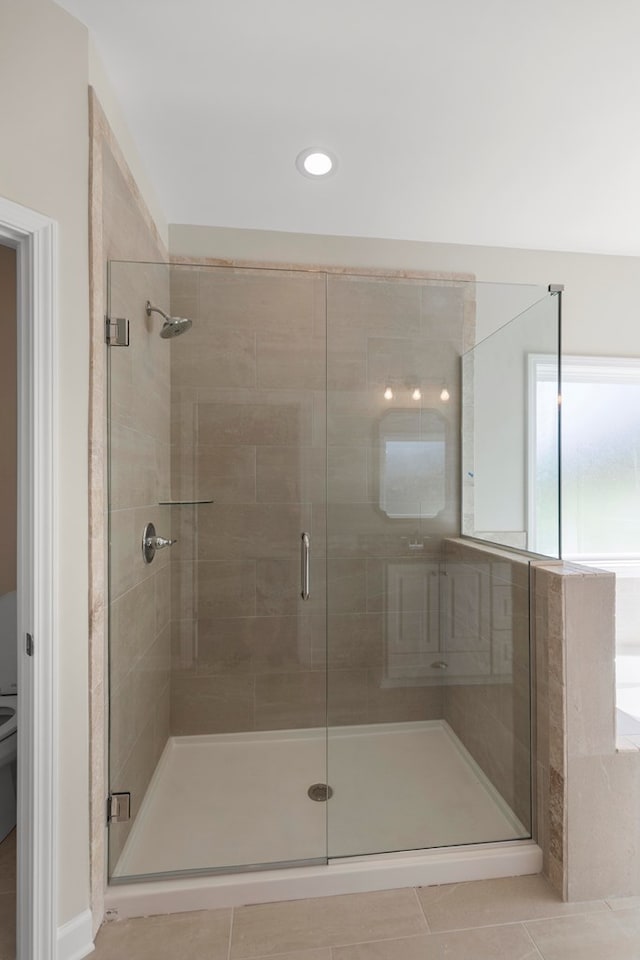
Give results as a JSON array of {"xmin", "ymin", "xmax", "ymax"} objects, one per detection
[
  {"xmin": 153, "ymin": 535, "xmax": 177, "ymax": 550},
  {"xmin": 142, "ymin": 522, "xmax": 177, "ymax": 564}
]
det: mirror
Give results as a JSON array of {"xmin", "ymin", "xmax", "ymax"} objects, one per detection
[{"xmin": 378, "ymin": 409, "xmax": 446, "ymax": 519}]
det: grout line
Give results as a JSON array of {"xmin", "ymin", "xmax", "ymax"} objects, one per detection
[
  {"xmin": 407, "ymin": 904, "xmax": 610, "ymax": 937},
  {"xmin": 521, "ymin": 921, "xmax": 547, "ymax": 959},
  {"xmin": 234, "ymin": 907, "xmax": 602, "ymax": 960},
  {"xmin": 235, "ymin": 932, "xmax": 434, "ymax": 960},
  {"xmin": 227, "ymin": 906, "xmax": 235, "ymax": 960},
  {"xmin": 412, "ymin": 886, "xmax": 431, "ymax": 933}
]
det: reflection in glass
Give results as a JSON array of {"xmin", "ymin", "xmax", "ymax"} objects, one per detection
[
  {"xmin": 379, "ymin": 409, "xmax": 446, "ymax": 519},
  {"xmin": 462, "ymin": 292, "xmax": 561, "ymax": 557}
]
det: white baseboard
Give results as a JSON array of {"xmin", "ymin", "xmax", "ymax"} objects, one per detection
[{"xmin": 57, "ymin": 909, "xmax": 95, "ymax": 960}]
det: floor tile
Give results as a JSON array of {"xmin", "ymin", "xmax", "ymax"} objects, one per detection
[
  {"xmin": 92, "ymin": 907, "xmax": 232, "ymax": 960},
  {"xmin": 526, "ymin": 907, "xmax": 640, "ymax": 960},
  {"xmin": 230, "ymin": 890, "xmax": 428, "ymax": 958},
  {"xmin": 333, "ymin": 924, "xmax": 540, "ymax": 960},
  {"xmin": 0, "ymin": 892, "xmax": 16, "ymax": 960},
  {"xmin": 608, "ymin": 896, "xmax": 640, "ymax": 911},
  {"xmin": 416, "ymin": 875, "xmax": 607, "ymax": 932},
  {"xmin": 251, "ymin": 951, "xmax": 331, "ymax": 960},
  {"xmin": 0, "ymin": 831, "xmax": 15, "ymax": 894}
]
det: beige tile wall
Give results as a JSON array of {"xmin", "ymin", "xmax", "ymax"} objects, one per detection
[
  {"xmin": 560, "ymin": 565, "xmax": 640, "ymax": 901},
  {"xmin": 325, "ymin": 277, "xmax": 469, "ymax": 727},
  {"xmin": 441, "ymin": 538, "xmax": 533, "ymax": 832},
  {"xmin": 168, "ymin": 265, "xmax": 329, "ymax": 734},
  {"xmin": 529, "ymin": 560, "xmax": 640, "ymax": 903},
  {"xmin": 107, "ymin": 261, "xmax": 172, "ymax": 870},
  {"xmin": 532, "ymin": 561, "xmax": 567, "ymax": 897},
  {"xmin": 167, "ymin": 269, "xmax": 473, "ymax": 734},
  {"xmin": 89, "ymin": 92, "xmax": 172, "ymax": 885}
]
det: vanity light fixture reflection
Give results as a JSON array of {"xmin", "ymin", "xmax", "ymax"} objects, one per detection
[
  {"xmin": 384, "ymin": 386, "xmax": 394, "ymax": 400},
  {"xmin": 412, "ymin": 387, "xmax": 422, "ymax": 401},
  {"xmin": 440, "ymin": 386, "xmax": 450, "ymax": 402}
]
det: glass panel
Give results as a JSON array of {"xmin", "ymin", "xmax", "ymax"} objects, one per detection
[
  {"xmin": 107, "ymin": 261, "xmax": 327, "ymax": 880},
  {"xmin": 439, "ymin": 548, "xmax": 533, "ymax": 840},
  {"xmin": 462, "ymin": 292, "xmax": 561, "ymax": 556},
  {"xmin": 325, "ymin": 276, "xmax": 539, "ymax": 859},
  {"xmin": 108, "ymin": 265, "xmax": 542, "ymax": 878}
]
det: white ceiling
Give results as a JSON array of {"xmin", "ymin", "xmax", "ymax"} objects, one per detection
[{"xmin": 56, "ymin": 0, "xmax": 640, "ymax": 255}]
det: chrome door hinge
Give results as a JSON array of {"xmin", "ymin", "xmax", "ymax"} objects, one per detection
[
  {"xmin": 105, "ymin": 316, "xmax": 130, "ymax": 346},
  {"xmin": 107, "ymin": 792, "xmax": 131, "ymax": 824},
  {"xmin": 25, "ymin": 633, "xmax": 33, "ymax": 657}
]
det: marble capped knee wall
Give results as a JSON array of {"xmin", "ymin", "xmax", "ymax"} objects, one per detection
[
  {"xmin": 534, "ymin": 561, "xmax": 640, "ymax": 902},
  {"xmin": 440, "ymin": 542, "xmax": 640, "ymax": 903}
]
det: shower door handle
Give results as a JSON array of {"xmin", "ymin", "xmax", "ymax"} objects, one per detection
[{"xmin": 301, "ymin": 532, "xmax": 310, "ymax": 600}]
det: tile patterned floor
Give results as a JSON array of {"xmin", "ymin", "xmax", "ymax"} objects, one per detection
[{"xmin": 93, "ymin": 875, "xmax": 640, "ymax": 960}]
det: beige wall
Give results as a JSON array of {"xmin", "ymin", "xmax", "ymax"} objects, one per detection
[
  {"xmin": 88, "ymin": 39, "xmax": 168, "ymax": 249},
  {"xmin": 0, "ymin": 246, "xmax": 17, "ymax": 597},
  {"xmin": 0, "ymin": 0, "xmax": 172, "ymax": 928},
  {"xmin": 0, "ymin": 0, "xmax": 90, "ymax": 926}
]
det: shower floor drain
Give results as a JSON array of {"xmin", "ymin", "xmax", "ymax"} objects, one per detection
[{"xmin": 307, "ymin": 783, "xmax": 333, "ymax": 802}]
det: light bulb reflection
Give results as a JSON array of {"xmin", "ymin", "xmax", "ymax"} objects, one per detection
[
  {"xmin": 384, "ymin": 387, "xmax": 394, "ymax": 400},
  {"xmin": 412, "ymin": 388, "xmax": 422, "ymax": 400},
  {"xmin": 440, "ymin": 387, "xmax": 450, "ymax": 402}
]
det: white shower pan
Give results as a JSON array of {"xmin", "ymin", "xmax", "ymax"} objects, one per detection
[{"xmin": 107, "ymin": 720, "xmax": 541, "ymax": 919}]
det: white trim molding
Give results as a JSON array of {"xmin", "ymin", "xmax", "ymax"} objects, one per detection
[
  {"xmin": 57, "ymin": 910, "xmax": 95, "ymax": 960},
  {"xmin": 106, "ymin": 841, "xmax": 542, "ymax": 918},
  {"xmin": 0, "ymin": 197, "xmax": 59, "ymax": 959}
]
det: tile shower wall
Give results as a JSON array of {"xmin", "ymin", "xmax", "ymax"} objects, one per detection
[
  {"xmin": 168, "ymin": 266, "xmax": 328, "ymax": 734},
  {"xmin": 325, "ymin": 276, "xmax": 472, "ymax": 726},
  {"xmin": 533, "ymin": 561, "xmax": 568, "ymax": 896},
  {"xmin": 103, "ymin": 129, "xmax": 172, "ymax": 867},
  {"xmin": 441, "ymin": 538, "xmax": 532, "ymax": 832},
  {"xmin": 167, "ymin": 268, "xmax": 473, "ymax": 734}
]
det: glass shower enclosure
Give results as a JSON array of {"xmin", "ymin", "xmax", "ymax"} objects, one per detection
[{"xmin": 106, "ymin": 262, "xmax": 561, "ymax": 881}]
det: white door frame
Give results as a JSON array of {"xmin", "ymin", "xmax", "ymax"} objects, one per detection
[{"xmin": 0, "ymin": 197, "xmax": 58, "ymax": 959}]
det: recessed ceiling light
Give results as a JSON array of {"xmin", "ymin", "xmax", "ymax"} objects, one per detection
[{"xmin": 296, "ymin": 148, "xmax": 337, "ymax": 178}]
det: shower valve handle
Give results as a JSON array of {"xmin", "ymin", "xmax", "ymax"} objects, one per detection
[
  {"xmin": 142, "ymin": 521, "xmax": 177, "ymax": 564},
  {"xmin": 151, "ymin": 535, "xmax": 177, "ymax": 550}
]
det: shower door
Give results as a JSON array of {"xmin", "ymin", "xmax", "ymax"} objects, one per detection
[
  {"xmin": 324, "ymin": 277, "xmax": 560, "ymax": 859},
  {"xmin": 107, "ymin": 263, "xmax": 558, "ymax": 882},
  {"xmin": 107, "ymin": 261, "xmax": 328, "ymax": 881},
  {"xmin": 324, "ymin": 273, "xmax": 465, "ymax": 859}
]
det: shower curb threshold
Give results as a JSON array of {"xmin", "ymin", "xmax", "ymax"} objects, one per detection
[{"xmin": 104, "ymin": 840, "xmax": 542, "ymax": 919}]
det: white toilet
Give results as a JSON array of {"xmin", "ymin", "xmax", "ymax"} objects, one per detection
[{"xmin": 0, "ymin": 591, "xmax": 17, "ymax": 841}]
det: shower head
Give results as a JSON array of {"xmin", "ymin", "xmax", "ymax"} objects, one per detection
[{"xmin": 145, "ymin": 300, "xmax": 193, "ymax": 339}]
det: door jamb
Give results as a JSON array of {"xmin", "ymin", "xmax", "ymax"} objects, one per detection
[{"xmin": 0, "ymin": 196, "xmax": 58, "ymax": 959}]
